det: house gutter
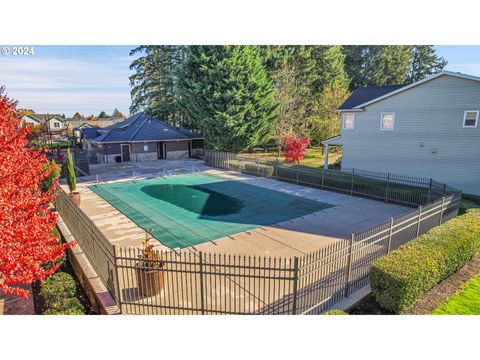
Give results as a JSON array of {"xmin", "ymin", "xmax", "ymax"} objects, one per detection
[{"xmin": 91, "ymin": 138, "xmax": 203, "ymax": 144}]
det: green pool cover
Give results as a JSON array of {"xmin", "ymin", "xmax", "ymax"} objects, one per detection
[{"xmin": 89, "ymin": 173, "xmax": 332, "ymax": 249}]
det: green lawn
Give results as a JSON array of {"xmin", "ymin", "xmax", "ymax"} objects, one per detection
[
  {"xmin": 241, "ymin": 148, "xmax": 341, "ymax": 168},
  {"xmin": 432, "ymin": 273, "xmax": 480, "ymax": 315}
]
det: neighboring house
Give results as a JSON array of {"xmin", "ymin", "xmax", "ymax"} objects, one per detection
[
  {"xmin": 65, "ymin": 117, "xmax": 123, "ymax": 133},
  {"xmin": 20, "ymin": 113, "xmax": 66, "ymax": 132},
  {"xmin": 89, "ymin": 113, "xmax": 204, "ymax": 163},
  {"xmin": 323, "ymin": 71, "xmax": 480, "ymax": 196}
]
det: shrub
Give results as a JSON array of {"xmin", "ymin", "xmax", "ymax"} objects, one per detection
[
  {"xmin": 41, "ymin": 159, "xmax": 61, "ymax": 193},
  {"xmin": 460, "ymin": 194, "xmax": 480, "ymax": 215},
  {"xmin": 43, "ymin": 297, "xmax": 84, "ymax": 315},
  {"xmin": 328, "ymin": 156, "xmax": 342, "ymax": 170},
  {"xmin": 65, "ymin": 148, "xmax": 76, "ymax": 192},
  {"xmin": 40, "ymin": 272, "xmax": 77, "ymax": 307},
  {"xmin": 324, "ymin": 309, "xmax": 348, "ymax": 315},
  {"xmin": 43, "ymin": 227, "xmax": 67, "ymax": 271},
  {"xmin": 370, "ymin": 209, "xmax": 480, "ymax": 314}
]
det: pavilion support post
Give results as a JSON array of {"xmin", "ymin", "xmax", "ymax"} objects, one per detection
[{"xmin": 324, "ymin": 144, "xmax": 329, "ymax": 169}]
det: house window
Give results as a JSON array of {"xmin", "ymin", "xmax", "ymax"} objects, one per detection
[
  {"xmin": 342, "ymin": 112, "xmax": 355, "ymax": 130},
  {"xmin": 463, "ymin": 110, "xmax": 479, "ymax": 128},
  {"xmin": 54, "ymin": 122, "xmax": 60, "ymax": 128},
  {"xmin": 380, "ymin": 113, "xmax": 395, "ymax": 131}
]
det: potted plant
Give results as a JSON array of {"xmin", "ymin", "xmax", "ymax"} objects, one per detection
[
  {"xmin": 65, "ymin": 148, "xmax": 80, "ymax": 205},
  {"xmin": 136, "ymin": 232, "xmax": 165, "ymax": 297}
]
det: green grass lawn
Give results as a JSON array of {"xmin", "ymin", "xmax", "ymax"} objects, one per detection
[
  {"xmin": 241, "ymin": 148, "xmax": 341, "ymax": 168},
  {"xmin": 432, "ymin": 273, "xmax": 480, "ymax": 315}
]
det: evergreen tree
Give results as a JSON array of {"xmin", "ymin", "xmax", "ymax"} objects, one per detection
[
  {"xmin": 409, "ymin": 45, "xmax": 447, "ymax": 82},
  {"xmin": 265, "ymin": 45, "xmax": 350, "ymax": 144},
  {"xmin": 342, "ymin": 45, "xmax": 370, "ymax": 89},
  {"xmin": 112, "ymin": 107, "xmax": 124, "ymax": 119},
  {"xmin": 65, "ymin": 148, "xmax": 76, "ymax": 193},
  {"xmin": 343, "ymin": 45, "xmax": 446, "ymax": 89},
  {"xmin": 308, "ymin": 46, "xmax": 351, "ymax": 143},
  {"xmin": 98, "ymin": 111, "xmax": 108, "ymax": 118},
  {"xmin": 343, "ymin": 46, "xmax": 412, "ymax": 89},
  {"xmin": 176, "ymin": 45, "xmax": 277, "ymax": 152},
  {"xmin": 368, "ymin": 45, "xmax": 413, "ymax": 86},
  {"xmin": 310, "ymin": 45, "xmax": 350, "ymax": 92},
  {"xmin": 264, "ymin": 45, "xmax": 319, "ymax": 121},
  {"xmin": 129, "ymin": 45, "xmax": 186, "ymax": 125}
]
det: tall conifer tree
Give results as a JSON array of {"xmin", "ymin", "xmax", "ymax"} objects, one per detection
[
  {"xmin": 176, "ymin": 46, "xmax": 277, "ymax": 152},
  {"xmin": 409, "ymin": 45, "xmax": 447, "ymax": 82},
  {"xmin": 129, "ymin": 45, "xmax": 186, "ymax": 125}
]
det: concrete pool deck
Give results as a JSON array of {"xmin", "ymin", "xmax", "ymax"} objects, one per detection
[{"xmin": 64, "ymin": 159, "xmax": 410, "ymax": 257}]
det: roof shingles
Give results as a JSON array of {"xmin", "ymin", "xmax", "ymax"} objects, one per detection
[
  {"xmin": 92, "ymin": 113, "xmax": 201, "ymax": 143},
  {"xmin": 338, "ymin": 84, "xmax": 407, "ymax": 110}
]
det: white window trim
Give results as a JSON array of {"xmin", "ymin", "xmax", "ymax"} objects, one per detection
[
  {"xmin": 342, "ymin": 112, "xmax": 355, "ymax": 130},
  {"xmin": 380, "ymin": 112, "xmax": 395, "ymax": 131},
  {"xmin": 463, "ymin": 110, "xmax": 479, "ymax": 128}
]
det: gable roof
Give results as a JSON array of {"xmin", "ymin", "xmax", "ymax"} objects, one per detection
[
  {"xmin": 25, "ymin": 114, "xmax": 65, "ymax": 123},
  {"xmin": 67, "ymin": 118, "xmax": 121, "ymax": 129},
  {"xmin": 338, "ymin": 84, "xmax": 407, "ymax": 110},
  {"xmin": 339, "ymin": 71, "xmax": 480, "ymax": 111},
  {"xmin": 81, "ymin": 127, "xmax": 102, "ymax": 140},
  {"xmin": 92, "ymin": 113, "xmax": 202, "ymax": 143},
  {"xmin": 22, "ymin": 114, "xmax": 42, "ymax": 123}
]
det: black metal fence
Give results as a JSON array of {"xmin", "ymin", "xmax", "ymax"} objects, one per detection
[
  {"xmin": 54, "ymin": 159, "xmax": 462, "ymax": 314},
  {"xmin": 72, "ymin": 150, "xmax": 91, "ymax": 176},
  {"xmin": 55, "ymin": 189, "xmax": 118, "ymax": 299},
  {"xmin": 204, "ymin": 150, "xmax": 442, "ymax": 207}
]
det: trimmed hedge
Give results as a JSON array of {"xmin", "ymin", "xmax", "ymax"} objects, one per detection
[
  {"xmin": 324, "ymin": 309, "xmax": 348, "ymax": 315},
  {"xmin": 370, "ymin": 209, "xmax": 480, "ymax": 314},
  {"xmin": 43, "ymin": 297, "xmax": 84, "ymax": 315},
  {"xmin": 41, "ymin": 272, "xmax": 77, "ymax": 307}
]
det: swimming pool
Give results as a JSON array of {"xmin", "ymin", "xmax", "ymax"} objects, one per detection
[{"xmin": 89, "ymin": 173, "xmax": 332, "ymax": 249}]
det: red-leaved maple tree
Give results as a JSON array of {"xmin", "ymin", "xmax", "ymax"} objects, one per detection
[
  {"xmin": 0, "ymin": 87, "xmax": 73, "ymax": 298},
  {"xmin": 283, "ymin": 135, "xmax": 310, "ymax": 164}
]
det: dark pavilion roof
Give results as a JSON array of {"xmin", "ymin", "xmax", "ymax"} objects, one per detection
[{"xmin": 89, "ymin": 113, "xmax": 202, "ymax": 143}]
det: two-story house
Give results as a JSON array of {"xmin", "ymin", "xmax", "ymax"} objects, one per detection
[
  {"xmin": 21, "ymin": 113, "xmax": 66, "ymax": 132},
  {"xmin": 323, "ymin": 71, "xmax": 480, "ymax": 196}
]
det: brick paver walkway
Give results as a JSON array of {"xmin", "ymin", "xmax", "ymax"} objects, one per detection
[{"xmin": 0, "ymin": 285, "xmax": 34, "ymax": 315}]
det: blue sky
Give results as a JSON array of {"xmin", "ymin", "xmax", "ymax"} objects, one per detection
[
  {"xmin": 0, "ymin": 45, "xmax": 479, "ymax": 117},
  {"xmin": 0, "ymin": 45, "xmax": 139, "ymax": 117}
]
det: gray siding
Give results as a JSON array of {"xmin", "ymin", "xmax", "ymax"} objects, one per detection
[
  {"xmin": 166, "ymin": 141, "xmax": 189, "ymax": 151},
  {"xmin": 131, "ymin": 142, "xmax": 157, "ymax": 153},
  {"xmin": 340, "ymin": 75, "xmax": 480, "ymax": 195},
  {"xmin": 103, "ymin": 143, "xmax": 121, "ymax": 155}
]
